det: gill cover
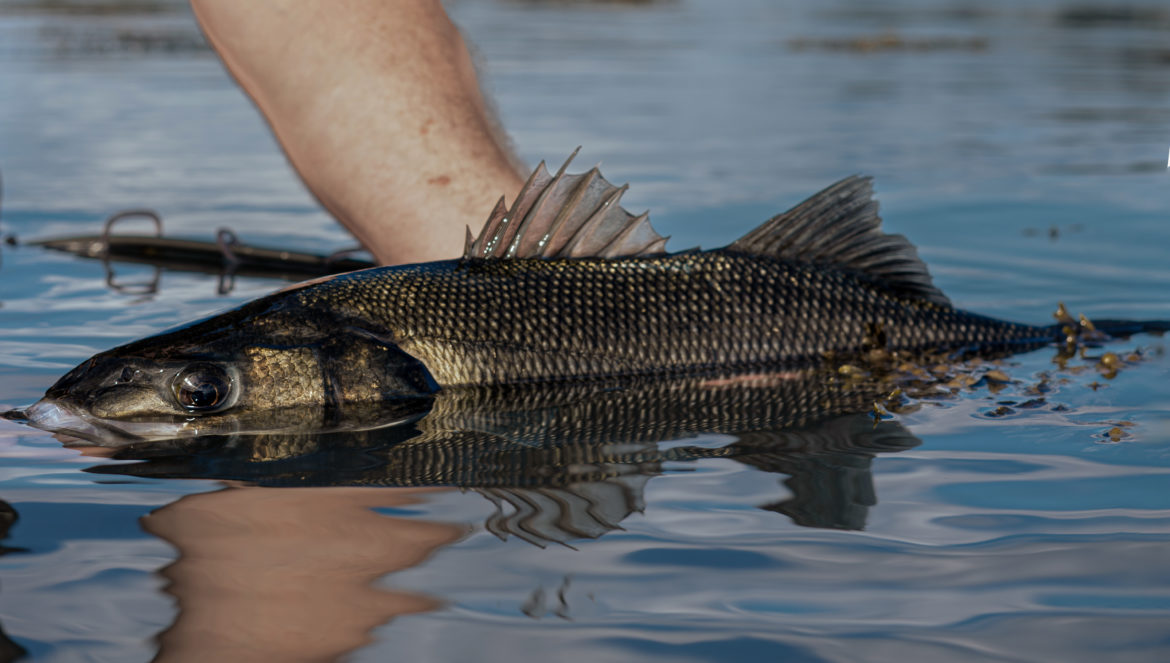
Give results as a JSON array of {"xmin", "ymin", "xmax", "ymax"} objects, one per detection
[{"xmin": 22, "ymin": 288, "xmax": 438, "ymax": 444}]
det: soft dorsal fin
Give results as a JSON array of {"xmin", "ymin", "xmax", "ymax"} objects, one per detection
[
  {"xmin": 727, "ymin": 176, "xmax": 951, "ymax": 307},
  {"xmin": 465, "ymin": 149, "xmax": 669, "ymax": 260}
]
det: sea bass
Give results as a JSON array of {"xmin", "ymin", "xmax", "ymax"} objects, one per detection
[{"xmin": 12, "ymin": 153, "xmax": 1169, "ymax": 445}]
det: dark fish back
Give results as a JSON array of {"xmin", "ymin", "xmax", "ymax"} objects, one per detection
[{"xmin": 303, "ymin": 251, "xmax": 1047, "ymax": 386}]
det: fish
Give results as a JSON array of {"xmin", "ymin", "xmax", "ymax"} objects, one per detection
[{"xmin": 10, "ymin": 151, "xmax": 1169, "ymax": 445}]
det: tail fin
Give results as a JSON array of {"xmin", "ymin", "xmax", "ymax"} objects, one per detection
[
  {"xmin": 1086, "ymin": 319, "xmax": 1170, "ymax": 337},
  {"xmin": 1046, "ymin": 319, "xmax": 1170, "ymax": 341}
]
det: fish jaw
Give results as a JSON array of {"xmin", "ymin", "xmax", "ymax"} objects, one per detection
[
  {"xmin": 1, "ymin": 408, "xmax": 27, "ymax": 423},
  {"xmin": 23, "ymin": 398, "xmax": 195, "ymax": 446}
]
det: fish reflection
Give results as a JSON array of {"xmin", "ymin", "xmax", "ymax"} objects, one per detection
[
  {"xmin": 114, "ymin": 375, "xmax": 920, "ymax": 661},
  {"xmin": 92, "ymin": 371, "xmax": 922, "ymax": 543}
]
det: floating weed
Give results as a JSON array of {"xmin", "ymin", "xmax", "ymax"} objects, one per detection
[
  {"xmin": 824, "ymin": 307, "xmax": 1162, "ymax": 442},
  {"xmin": 984, "ymin": 404, "xmax": 1016, "ymax": 418},
  {"xmin": 984, "ymin": 369, "xmax": 1011, "ymax": 383},
  {"xmin": 1097, "ymin": 421, "xmax": 1137, "ymax": 444},
  {"xmin": 869, "ymin": 401, "xmax": 893, "ymax": 424}
]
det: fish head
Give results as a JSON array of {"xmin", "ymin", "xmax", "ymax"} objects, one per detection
[{"xmin": 24, "ymin": 295, "xmax": 437, "ymax": 445}]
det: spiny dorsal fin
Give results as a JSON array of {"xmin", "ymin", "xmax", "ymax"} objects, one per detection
[
  {"xmin": 465, "ymin": 149, "xmax": 669, "ymax": 260},
  {"xmin": 727, "ymin": 176, "xmax": 951, "ymax": 307}
]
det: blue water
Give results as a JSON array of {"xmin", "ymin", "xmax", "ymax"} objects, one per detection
[{"xmin": 2, "ymin": 0, "xmax": 1170, "ymax": 661}]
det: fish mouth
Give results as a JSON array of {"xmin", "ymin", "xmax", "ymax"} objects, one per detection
[
  {"xmin": 1, "ymin": 408, "xmax": 28, "ymax": 423},
  {"xmin": 21, "ymin": 399, "xmax": 182, "ymax": 446}
]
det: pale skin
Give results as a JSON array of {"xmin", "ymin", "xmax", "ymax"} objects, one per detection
[
  {"xmin": 189, "ymin": 0, "xmax": 526, "ymax": 265},
  {"xmin": 144, "ymin": 486, "xmax": 465, "ymax": 663},
  {"xmin": 72, "ymin": 444, "xmax": 466, "ymax": 661}
]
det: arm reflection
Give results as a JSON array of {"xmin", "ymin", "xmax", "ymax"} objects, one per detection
[{"xmin": 143, "ymin": 486, "xmax": 464, "ymax": 663}]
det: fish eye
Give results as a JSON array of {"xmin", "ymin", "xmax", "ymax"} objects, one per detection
[{"xmin": 172, "ymin": 363, "xmax": 234, "ymax": 413}]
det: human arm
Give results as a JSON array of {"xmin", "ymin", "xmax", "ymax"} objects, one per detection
[{"xmin": 189, "ymin": 0, "xmax": 526, "ymax": 265}]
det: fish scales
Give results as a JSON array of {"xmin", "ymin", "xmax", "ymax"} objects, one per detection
[{"xmin": 298, "ymin": 250, "xmax": 1045, "ymax": 386}]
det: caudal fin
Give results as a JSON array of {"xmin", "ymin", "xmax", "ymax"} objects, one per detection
[
  {"xmin": 1084, "ymin": 319, "xmax": 1170, "ymax": 337},
  {"xmin": 1044, "ymin": 319, "xmax": 1170, "ymax": 343}
]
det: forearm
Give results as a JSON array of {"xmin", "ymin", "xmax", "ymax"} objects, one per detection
[{"xmin": 190, "ymin": 0, "xmax": 525, "ymax": 264}]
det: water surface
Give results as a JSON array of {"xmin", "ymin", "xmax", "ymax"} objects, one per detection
[{"xmin": 1, "ymin": 0, "xmax": 1169, "ymax": 661}]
